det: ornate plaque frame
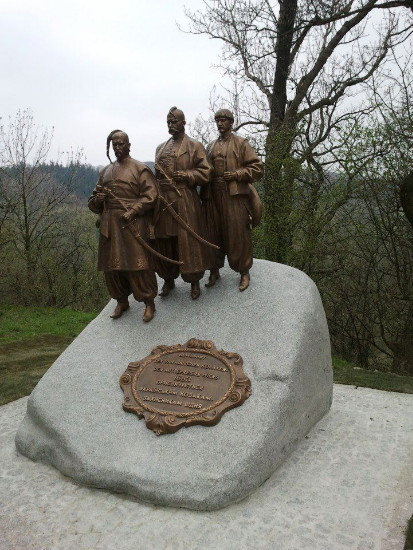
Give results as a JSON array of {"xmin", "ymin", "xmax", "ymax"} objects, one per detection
[{"xmin": 119, "ymin": 338, "xmax": 251, "ymax": 435}]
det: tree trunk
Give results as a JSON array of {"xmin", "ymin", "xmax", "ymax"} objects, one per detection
[
  {"xmin": 263, "ymin": 0, "xmax": 298, "ymax": 263},
  {"xmin": 400, "ymin": 171, "xmax": 413, "ymax": 227},
  {"xmin": 263, "ymin": 127, "xmax": 297, "ymax": 263},
  {"xmin": 390, "ymin": 301, "xmax": 413, "ymax": 375},
  {"xmin": 394, "ymin": 171, "xmax": 413, "ymax": 374}
]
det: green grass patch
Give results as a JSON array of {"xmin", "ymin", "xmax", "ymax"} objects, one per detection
[
  {"xmin": 333, "ymin": 356, "xmax": 413, "ymax": 394},
  {"xmin": 0, "ymin": 306, "xmax": 97, "ymax": 405},
  {"xmin": 0, "ymin": 306, "xmax": 97, "ymax": 344},
  {"xmin": 0, "ymin": 335, "xmax": 73, "ymax": 406}
]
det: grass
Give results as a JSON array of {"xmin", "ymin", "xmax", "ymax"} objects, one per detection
[
  {"xmin": 0, "ymin": 306, "xmax": 97, "ymax": 406},
  {"xmin": 0, "ymin": 334, "xmax": 73, "ymax": 405},
  {"xmin": 0, "ymin": 305, "xmax": 97, "ymax": 343},
  {"xmin": 333, "ymin": 356, "xmax": 413, "ymax": 394}
]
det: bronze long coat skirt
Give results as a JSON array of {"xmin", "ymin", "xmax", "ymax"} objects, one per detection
[
  {"xmin": 202, "ymin": 133, "xmax": 264, "ymax": 274},
  {"xmin": 88, "ymin": 157, "xmax": 158, "ymax": 301},
  {"xmin": 154, "ymin": 134, "xmax": 212, "ymax": 281}
]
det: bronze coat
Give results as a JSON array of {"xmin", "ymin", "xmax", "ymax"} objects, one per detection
[
  {"xmin": 154, "ymin": 134, "xmax": 212, "ymax": 274},
  {"xmin": 201, "ymin": 133, "xmax": 263, "ymax": 200},
  {"xmin": 88, "ymin": 157, "xmax": 158, "ymax": 272},
  {"xmin": 202, "ymin": 133, "xmax": 264, "ymax": 273}
]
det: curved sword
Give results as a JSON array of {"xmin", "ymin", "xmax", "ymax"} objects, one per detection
[
  {"xmin": 100, "ymin": 187, "xmax": 184, "ymax": 265},
  {"xmin": 158, "ymin": 196, "xmax": 219, "ymax": 250},
  {"xmin": 154, "ymin": 162, "xmax": 182, "ymax": 197},
  {"xmin": 124, "ymin": 223, "xmax": 183, "ymax": 265}
]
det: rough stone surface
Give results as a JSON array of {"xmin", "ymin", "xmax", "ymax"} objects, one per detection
[
  {"xmin": 2, "ymin": 386, "xmax": 413, "ymax": 549},
  {"xmin": 15, "ymin": 260, "xmax": 333, "ymax": 510}
]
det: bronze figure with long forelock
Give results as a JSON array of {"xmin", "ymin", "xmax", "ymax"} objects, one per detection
[{"xmin": 88, "ymin": 130, "xmax": 159, "ymax": 322}]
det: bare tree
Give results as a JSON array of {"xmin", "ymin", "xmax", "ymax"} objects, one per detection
[
  {"xmin": 0, "ymin": 109, "xmax": 83, "ymax": 273},
  {"xmin": 0, "ymin": 109, "xmax": 96, "ymax": 307},
  {"xmin": 323, "ymin": 168, "xmax": 413, "ymax": 374},
  {"xmin": 316, "ymin": 62, "xmax": 413, "ymax": 374},
  {"xmin": 184, "ymin": 0, "xmax": 413, "ymax": 262}
]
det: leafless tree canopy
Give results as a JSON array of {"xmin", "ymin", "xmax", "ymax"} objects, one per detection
[
  {"xmin": 184, "ymin": 0, "xmax": 413, "ymax": 262},
  {"xmin": 183, "ymin": 1, "xmax": 413, "ymax": 374},
  {"xmin": 0, "ymin": 110, "xmax": 104, "ymax": 308}
]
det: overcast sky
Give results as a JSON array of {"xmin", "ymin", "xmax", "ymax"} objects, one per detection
[{"xmin": 0, "ymin": 0, "xmax": 223, "ymax": 165}]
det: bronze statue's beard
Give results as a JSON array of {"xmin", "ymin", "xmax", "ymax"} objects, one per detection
[
  {"xmin": 115, "ymin": 148, "xmax": 130, "ymax": 159},
  {"xmin": 168, "ymin": 124, "xmax": 184, "ymax": 137}
]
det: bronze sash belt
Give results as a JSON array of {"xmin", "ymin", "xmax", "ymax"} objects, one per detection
[
  {"xmin": 106, "ymin": 198, "xmax": 137, "ymax": 210},
  {"xmin": 158, "ymin": 180, "xmax": 188, "ymax": 191},
  {"xmin": 158, "ymin": 179, "xmax": 187, "ymax": 190}
]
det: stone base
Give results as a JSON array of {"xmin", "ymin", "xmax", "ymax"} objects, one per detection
[
  {"xmin": 15, "ymin": 260, "xmax": 333, "ymax": 510},
  {"xmin": 3, "ymin": 387, "xmax": 413, "ymax": 549}
]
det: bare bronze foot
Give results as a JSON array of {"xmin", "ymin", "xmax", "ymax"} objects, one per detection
[
  {"xmin": 239, "ymin": 273, "xmax": 250, "ymax": 292},
  {"xmin": 205, "ymin": 269, "xmax": 220, "ymax": 288},
  {"xmin": 143, "ymin": 300, "xmax": 156, "ymax": 323},
  {"xmin": 159, "ymin": 279, "xmax": 175, "ymax": 297},
  {"xmin": 191, "ymin": 282, "xmax": 201, "ymax": 300},
  {"xmin": 110, "ymin": 301, "xmax": 129, "ymax": 319}
]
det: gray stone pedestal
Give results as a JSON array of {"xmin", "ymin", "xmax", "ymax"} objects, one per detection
[{"xmin": 15, "ymin": 259, "xmax": 333, "ymax": 510}]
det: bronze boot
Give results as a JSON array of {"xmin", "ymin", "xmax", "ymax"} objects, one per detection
[
  {"xmin": 191, "ymin": 282, "xmax": 201, "ymax": 300},
  {"xmin": 110, "ymin": 300, "xmax": 129, "ymax": 319},
  {"xmin": 239, "ymin": 272, "xmax": 250, "ymax": 292},
  {"xmin": 205, "ymin": 269, "xmax": 220, "ymax": 287},
  {"xmin": 143, "ymin": 300, "xmax": 156, "ymax": 323},
  {"xmin": 159, "ymin": 279, "xmax": 175, "ymax": 297}
]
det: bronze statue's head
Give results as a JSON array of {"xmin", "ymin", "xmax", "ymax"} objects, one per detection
[
  {"xmin": 167, "ymin": 106, "xmax": 186, "ymax": 137},
  {"xmin": 106, "ymin": 129, "xmax": 130, "ymax": 163},
  {"xmin": 214, "ymin": 109, "xmax": 234, "ymax": 136},
  {"xmin": 214, "ymin": 109, "xmax": 234, "ymax": 122}
]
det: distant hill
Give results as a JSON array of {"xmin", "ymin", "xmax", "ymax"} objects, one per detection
[{"xmin": 42, "ymin": 162, "xmax": 99, "ymax": 201}]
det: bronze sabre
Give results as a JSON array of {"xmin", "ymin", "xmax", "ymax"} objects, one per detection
[
  {"xmin": 154, "ymin": 162, "xmax": 182, "ymax": 197},
  {"xmin": 100, "ymin": 187, "xmax": 184, "ymax": 265},
  {"xmin": 158, "ymin": 195, "xmax": 219, "ymax": 250}
]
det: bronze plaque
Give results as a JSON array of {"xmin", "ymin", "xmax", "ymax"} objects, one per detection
[{"xmin": 120, "ymin": 338, "xmax": 251, "ymax": 435}]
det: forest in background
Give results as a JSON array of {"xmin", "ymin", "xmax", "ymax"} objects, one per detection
[{"xmin": 1, "ymin": 1, "xmax": 413, "ymax": 377}]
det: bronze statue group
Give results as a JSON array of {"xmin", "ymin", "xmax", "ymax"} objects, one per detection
[{"xmin": 88, "ymin": 107, "xmax": 263, "ymax": 322}]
